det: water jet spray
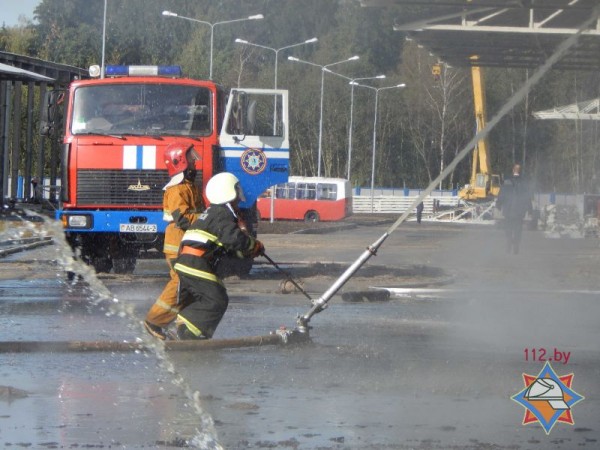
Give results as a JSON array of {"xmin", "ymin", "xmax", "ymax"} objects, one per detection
[{"xmin": 295, "ymin": 5, "xmax": 600, "ymax": 333}]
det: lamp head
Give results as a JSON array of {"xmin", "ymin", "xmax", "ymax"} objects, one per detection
[
  {"xmin": 235, "ymin": 39, "xmax": 248, "ymax": 44},
  {"xmin": 288, "ymin": 56, "xmax": 300, "ymax": 61},
  {"xmin": 162, "ymin": 10, "xmax": 177, "ymax": 17},
  {"xmin": 248, "ymin": 14, "xmax": 264, "ymax": 20},
  {"xmin": 305, "ymin": 37, "xmax": 318, "ymax": 43}
]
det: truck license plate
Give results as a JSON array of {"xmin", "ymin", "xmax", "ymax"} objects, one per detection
[{"xmin": 119, "ymin": 223, "xmax": 157, "ymax": 233}]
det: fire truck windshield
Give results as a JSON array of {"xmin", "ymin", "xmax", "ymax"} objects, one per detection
[{"xmin": 71, "ymin": 84, "xmax": 212, "ymax": 137}]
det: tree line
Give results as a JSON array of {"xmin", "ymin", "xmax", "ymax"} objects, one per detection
[{"xmin": 2, "ymin": 0, "xmax": 599, "ymax": 193}]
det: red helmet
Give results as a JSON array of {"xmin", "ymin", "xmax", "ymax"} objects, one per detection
[{"xmin": 164, "ymin": 142, "xmax": 194, "ymax": 177}]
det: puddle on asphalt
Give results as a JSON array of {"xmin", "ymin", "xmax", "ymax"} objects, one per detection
[
  {"xmin": 1, "ymin": 214, "xmax": 224, "ymax": 448},
  {"xmin": 1, "ymin": 213, "xmax": 454, "ymax": 449}
]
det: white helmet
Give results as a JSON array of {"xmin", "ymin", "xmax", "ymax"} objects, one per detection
[{"xmin": 205, "ymin": 172, "xmax": 246, "ymax": 205}]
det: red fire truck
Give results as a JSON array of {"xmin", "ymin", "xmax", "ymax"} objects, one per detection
[{"xmin": 41, "ymin": 65, "xmax": 289, "ymax": 274}]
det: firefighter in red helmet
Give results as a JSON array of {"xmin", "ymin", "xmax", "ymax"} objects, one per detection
[{"xmin": 143, "ymin": 142, "xmax": 204, "ymax": 340}]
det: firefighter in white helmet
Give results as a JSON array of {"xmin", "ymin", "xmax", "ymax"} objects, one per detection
[
  {"xmin": 172, "ymin": 172, "xmax": 264, "ymax": 339},
  {"xmin": 143, "ymin": 142, "xmax": 203, "ymax": 340}
]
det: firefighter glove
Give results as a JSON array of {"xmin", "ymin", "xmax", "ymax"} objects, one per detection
[
  {"xmin": 238, "ymin": 218, "xmax": 249, "ymax": 234},
  {"xmin": 249, "ymin": 240, "xmax": 265, "ymax": 258}
]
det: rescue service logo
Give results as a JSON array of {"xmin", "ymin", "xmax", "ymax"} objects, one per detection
[
  {"xmin": 511, "ymin": 361, "xmax": 584, "ymax": 434},
  {"xmin": 241, "ymin": 148, "xmax": 267, "ymax": 175}
]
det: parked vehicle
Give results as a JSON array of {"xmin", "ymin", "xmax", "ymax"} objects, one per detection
[
  {"xmin": 257, "ymin": 176, "xmax": 352, "ymax": 222},
  {"xmin": 41, "ymin": 64, "xmax": 289, "ymax": 273}
]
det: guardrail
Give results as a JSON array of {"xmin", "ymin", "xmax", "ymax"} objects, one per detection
[{"xmin": 352, "ymin": 195, "xmax": 459, "ymax": 214}]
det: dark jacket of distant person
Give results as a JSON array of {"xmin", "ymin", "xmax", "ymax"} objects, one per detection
[{"xmin": 496, "ymin": 164, "xmax": 533, "ymax": 220}]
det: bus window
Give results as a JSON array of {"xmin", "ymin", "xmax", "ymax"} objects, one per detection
[
  {"xmin": 288, "ymin": 183, "xmax": 296, "ymax": 199},
  {"xmin": 275, "ymin": 185, "xmax": 286, "ymax": 199},
  {"xmin": 296, "ymin": 183, "xmax": 316, "ymax": 200},
  {"xmin": 276, "ymin": 182, "xmax": 296, "ymax": 199},
  {"xmin": 317, "ymin": 183, "xmax": 337, "ymax": 200}
]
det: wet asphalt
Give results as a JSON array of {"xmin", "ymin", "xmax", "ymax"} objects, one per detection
[{"xmin": 1, "ymin": 218, "xmax": 599, "ymax": 449}]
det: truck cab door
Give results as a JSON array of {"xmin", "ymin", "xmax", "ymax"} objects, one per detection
[{"xmin": 219, "ymin": 88, "xmax": 290, "ymax": 209}]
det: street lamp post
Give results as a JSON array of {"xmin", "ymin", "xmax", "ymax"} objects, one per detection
[
  {"xmin": 162, "ymin": 10, "xmax": 263, "ymax": 80},
  {"xmin": 351, "ymin": 82, "xmax": 406, "ymax": 213},
  {"xmin": 101, "ymin": 0, "xmax": 108, "ymax": 78},
  {"xmin": 235, "ymin": 37, "xmax": 318, "ymax": 89},
  {"xmin": 288, "ymin": 55, "xmax": 359, "ymax": 177},
  {"xmin": 235, "ymin": 37, "xmax": 318, "ymax": 223},
  {"xmin": 347, "ymin": 75, "xmax": 386, "ymax": 180}
]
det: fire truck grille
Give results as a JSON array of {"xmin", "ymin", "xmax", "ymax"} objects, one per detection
[{"xmin": 76, "ymin": 170, "xmax": 170, "ymax": 205}]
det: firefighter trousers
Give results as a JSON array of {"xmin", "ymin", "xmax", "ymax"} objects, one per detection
[
  {"xmin": 177, "ymin": 274, "xmax": 229, "ymax": 339},
  {"xmin": 145, "ymin": 256, "xmax": 188, "ymax": 328}
]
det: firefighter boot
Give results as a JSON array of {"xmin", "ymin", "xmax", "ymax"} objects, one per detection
[
  {"xmin": 143, "ymin": 320, "xmax": 167, "ymax": 340},
  {"xmin": 176, "ymin": 323, "xmax": 207, "ymax": 340}
]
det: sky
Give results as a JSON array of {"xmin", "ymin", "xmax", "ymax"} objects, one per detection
[{"xmin": 1, "ymin": 0, "xmax": 41, "ymax": 27}]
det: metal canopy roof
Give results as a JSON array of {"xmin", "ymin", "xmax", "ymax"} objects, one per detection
[
  {"xmin": 361, "ymin": 0, "xmax": 600, "ymax": 71},
  {"xmin": 0, "ymin": 51, "xmax": 87, "ymax": 85},
  {"xmin": 533, "ymin": 98, "xmax": 600, "ymax": 120},
  {"xmin": 0, "ymin": 62, "xmax": 55, "ymax": 83}
]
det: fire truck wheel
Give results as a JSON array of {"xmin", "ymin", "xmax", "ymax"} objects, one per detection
[
  {"xmin": 91, "ymin": 256, "xmax": 113, "ymax": 274},
  {"xmin": 113, "ymin": 257, "xmax": 137, "ymax": 274},
  {"xmin": 304, "ymin": 210, "xmax": 320, "ymax": 222},
  {"xmin": 110, "ymin": 243, "xmax": 138, "ymax": 274}
]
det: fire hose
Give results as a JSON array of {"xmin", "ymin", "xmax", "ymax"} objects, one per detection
[
  {"xmin": 261, "ymin": 252, "xmax": 313, "ymax": 302},
  {"xmin": 294, "ymin": 14, "xmax": 596, "ymax": 334}
]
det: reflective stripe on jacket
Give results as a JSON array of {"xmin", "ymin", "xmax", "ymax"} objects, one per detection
[
  {"xmin": 173, "ymin": 262, "xmax": 223, "ymax": 286},
  {"xmin": 162, "ymin": 180, "xmax": 203, "ymax": 255},
  {"xmin": 175, "ymin": 203, "xmax": 256, "ymax": 284}
]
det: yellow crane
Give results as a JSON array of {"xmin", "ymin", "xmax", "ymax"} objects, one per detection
[{"xmin": 458, "ymin": 64, "xmax": 501, "ymax": 201}]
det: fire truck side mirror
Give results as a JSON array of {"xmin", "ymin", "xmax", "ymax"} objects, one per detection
[{"xmin": 39, "ymin": 90, "xmax": 65, "ymax": 137}]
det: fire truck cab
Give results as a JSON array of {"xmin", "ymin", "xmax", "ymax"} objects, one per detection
[{"xmin": 41, "ymin": 65, "xmax": 289, "ymax": 274}]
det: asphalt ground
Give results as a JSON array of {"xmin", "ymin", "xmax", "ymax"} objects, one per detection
[{"xmin": 1, "ymin": 215, "xmax": 600, "ymax": 449}]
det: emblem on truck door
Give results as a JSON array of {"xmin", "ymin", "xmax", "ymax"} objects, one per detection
[
  {"xmin": 241, "ymin": 148, "xmax": 267, "ymax": 175},
  {"xmin": 128, "ymin": 179, "xmax": 151, "ymax": 191}
]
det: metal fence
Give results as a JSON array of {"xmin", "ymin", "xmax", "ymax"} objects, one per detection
[{"xmin": 352, "ymin": 190, "xmax": 587, "ymax": 217}]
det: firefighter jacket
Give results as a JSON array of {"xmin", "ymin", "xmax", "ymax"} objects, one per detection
[
  {"xmin": 162, "ymin": 180, "xmax": 203, "ymax": 255},
  {"xmin": 174, "ymin": 204, "xmax": 257, "ymax": 285}
]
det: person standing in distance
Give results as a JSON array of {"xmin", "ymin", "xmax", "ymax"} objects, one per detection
[
  {"xmin": 416, "ymin": 201, "xmax": 424, "ymax": 224},
  {"xmin": 495, "ymin": 163, "xmax": 533, "ymax": 254},
  {"xmin": 173, "ymin": 172, "xmax": 264, "ymax": 340},
  {"xmin": 144, "ymin": 142, "xmax": 203, "ymax": 340}
]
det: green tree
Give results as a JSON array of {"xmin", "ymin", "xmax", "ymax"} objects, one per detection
[{"xmin": 6, "ymin": 0, "xmax": 599, "ymax": 193}]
